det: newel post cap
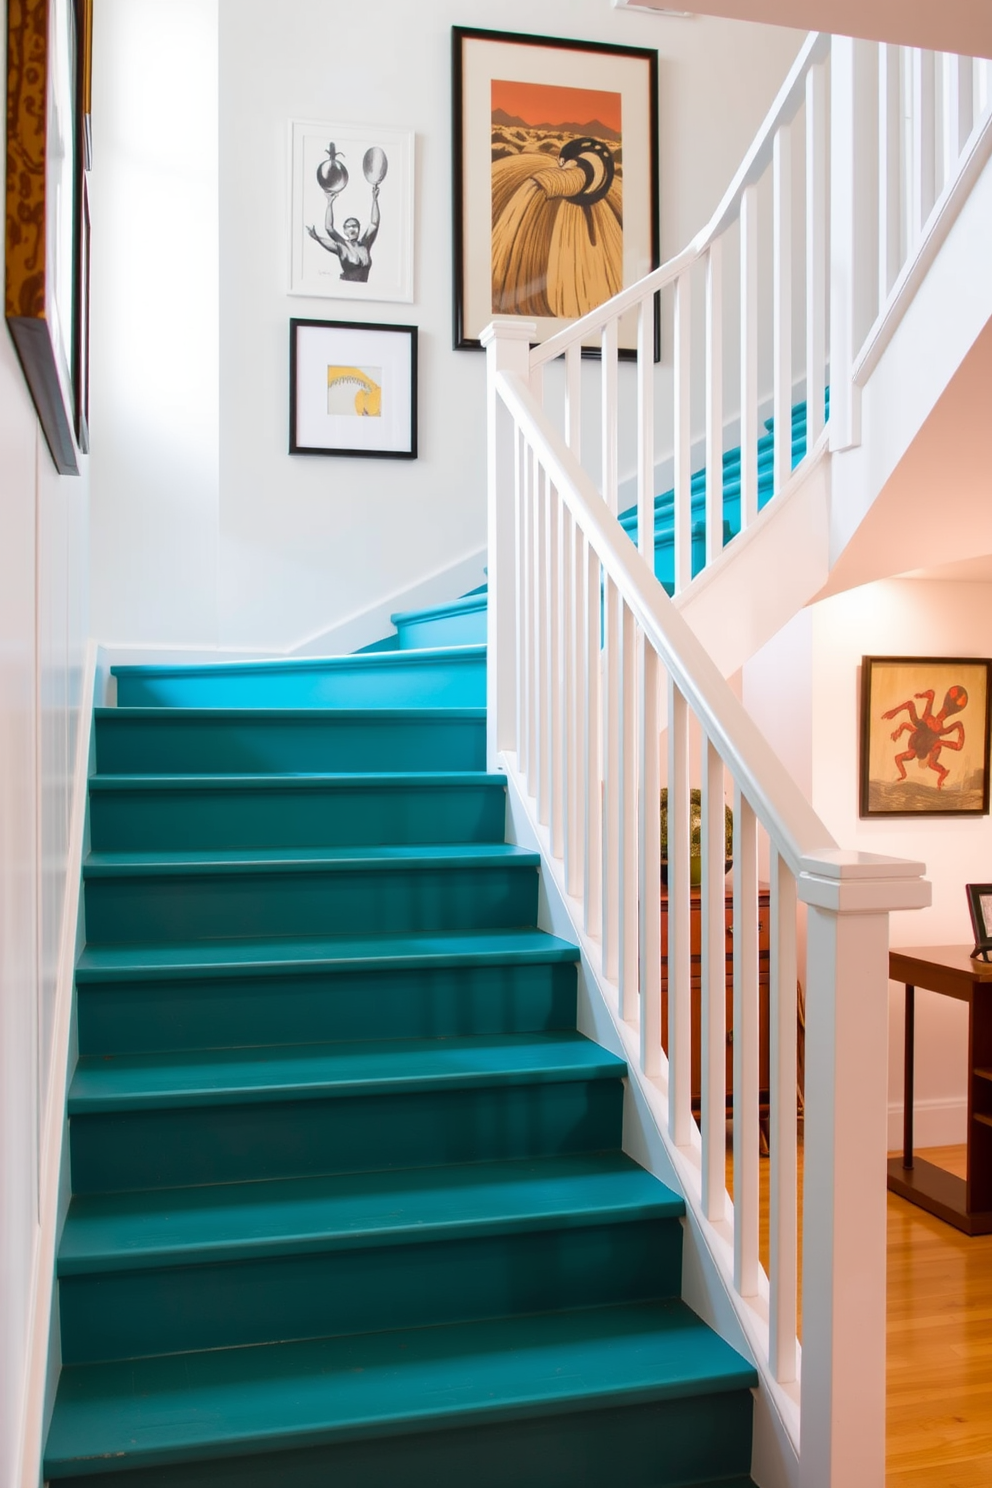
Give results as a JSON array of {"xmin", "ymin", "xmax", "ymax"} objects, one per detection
[{"xmin": 798, "ymin": 848, "xmax": 931, "ymax": 914}]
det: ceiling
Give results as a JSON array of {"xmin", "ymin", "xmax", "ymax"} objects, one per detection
[{"xmin": 614, "ymin": 0, "xmax": 992, "ymax": 59}]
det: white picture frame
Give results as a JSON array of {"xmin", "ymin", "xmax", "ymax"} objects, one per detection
[{"xmin": 289, "ymin": 119, "xmax": 414, "ymax": 303}]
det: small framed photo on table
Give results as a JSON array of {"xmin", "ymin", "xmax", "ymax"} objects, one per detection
[
  {"xmin": 289, "ymin": 318, "xmax": 417, "ymax": 459},
  {"xmin": 966, "ymin": 884, "xmax": 992, "ymax": 963}
]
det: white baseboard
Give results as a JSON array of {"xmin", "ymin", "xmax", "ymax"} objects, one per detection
[
  {"xmin": 888, "ymin": 1096, "xmax": 967, "ymax": 1151},
  {"xmin": 289, "ymin": 547, "xmax": 487, "ymax": 657},
  {"xmin": 15, "ymin": 639, "xmax": 97, "ymax": 1488}
]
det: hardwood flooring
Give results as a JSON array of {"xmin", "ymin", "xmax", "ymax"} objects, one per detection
[{"xmin": 726, "ymin": 1140, "xmax": 992, "ymax": 1485}]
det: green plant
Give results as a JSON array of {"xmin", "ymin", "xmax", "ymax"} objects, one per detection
[{"xmin": 659, "ymin": 787, "xmax": 733, "ymax": 862}]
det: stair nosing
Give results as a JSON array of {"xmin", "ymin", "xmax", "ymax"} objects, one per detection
[
  {"xmin": 111, "ymin": 644, "xmax": 486, "ymax": 683},
  {"xmin": 82, "ymin": 844, "xmax": 540, "ymax": 878}
]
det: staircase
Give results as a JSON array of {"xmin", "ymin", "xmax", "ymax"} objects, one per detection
[{"xmin": 45, "ymin": 612, "xmax": 758, "ymax": 1487}]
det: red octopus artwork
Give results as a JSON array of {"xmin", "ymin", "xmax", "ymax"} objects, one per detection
[{"xmin": 881, "ymin": 686, "xmax": 968, "ymax": 790}]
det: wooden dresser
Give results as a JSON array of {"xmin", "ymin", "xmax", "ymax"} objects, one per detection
[{"xmin": 660, "ymin": 882, "xmax": 771, "ymax": 1107}]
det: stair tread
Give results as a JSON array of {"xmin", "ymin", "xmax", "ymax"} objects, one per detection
[
  {"xmin": 111, "ymin": 644, "xmax": 486, "ymax": 680},
  {"xmin": 45, "ymin": 1300, "xmax": 756, "ymax": 1473},
  {"xmin": 391, "ymin": 593, "xmax": 489, "ymax": 626},
  {"xmin": 97, "ymin": 705, "xmax": 487, "ymax": 720},
  {"xmin": 88, "ymin": 770, "xmax": 506, "ymax": 791},
  {"xmin": 58, "ymin": 1153, "xmax": 683, "ymax": 1273},
  {"xmin": 75, "ymin": 927, "xmax": 580, "ymax": 981},
  {"xmin": 83, "ymin": 843, "xmax": 539, "ymax": 875},
  {"xmin": 68, "ymin": 1032, "xmax": 625, "ymax": 1112}
]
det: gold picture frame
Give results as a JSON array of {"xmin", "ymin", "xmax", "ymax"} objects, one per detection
[{"xmin": 5, "ymin": 0, "xmax": 92, "ymax": 474}]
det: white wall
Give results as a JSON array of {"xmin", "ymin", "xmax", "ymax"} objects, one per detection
[
  {"xmin": 746, "ymin": 578, "xmax": 992, "ymax": 1146},
  {"xmin": 0, "ymin": 130, "xmax": 89, "ymax": 1488},
  {"xmin": 89, "ymin": 0, "xmax": 804, "ymax": 652}
]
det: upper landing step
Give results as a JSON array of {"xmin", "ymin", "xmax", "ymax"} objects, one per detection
[{"xmin": 112, "ymin": 645, "xmax": 485, "ymax": 709}]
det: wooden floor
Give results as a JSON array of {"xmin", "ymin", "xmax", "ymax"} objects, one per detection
[{"xmin": 728, "ymin": 1141, "xmax": 992, "ymax": 1485}]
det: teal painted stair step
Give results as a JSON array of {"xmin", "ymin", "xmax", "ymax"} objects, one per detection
[
  {"xmin": 87, "ymin": 772, "xmax": 508, "ymax": 850},
  {"xmin": 45, "ymin": 1300, "xmax": 757, "ymax": 1484},
  {"xmin": 58, "ymin": 1153, "xmax": 682, "ymax": 1274},
  {"xmin": 94, "ymin": 707, "xmax": 486, "ymax": 774},
  {"xmin": 112, "ymin": 644, "xmax": 485, "ymax": 709},
  {"xmin": 391, "ymin": 591, "xmax": 489, "ymax": 650},
  {"xmin": 75, "ymin": 929, "xmax": 581, "ymax": 1054},
  {"xmin": 81, "ymin": 844, "xmax": 541, "ymax": 942}
]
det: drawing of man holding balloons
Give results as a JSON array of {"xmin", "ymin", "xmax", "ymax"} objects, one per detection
[{"xmin": 308, "ymin": 142, "xmax": 388, "ymax": 283}]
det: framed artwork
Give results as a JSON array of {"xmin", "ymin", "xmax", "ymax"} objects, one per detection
[
  {"xmin": 289, "ymin": 120, "xmax": 414, "ymax": 303},
  {"xmin": 966, "ymin": 884, "xmax": 992, "ymax": 963},
  {"xmin": 451, "ymin": 25, "xmax": 659, "ymax": 356},
  {"xmin": 5, "ymin": 0, "xmax": 92, "ymax": 475},
  {"xmin": 289, "ymin": 318, "xmax": 418, "ymax": 460},
  {"xmin": 859, "ymin": 656, "xmax": 992, "ymax": 818}
]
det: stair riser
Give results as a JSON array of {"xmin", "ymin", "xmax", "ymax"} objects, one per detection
[
  {"xmin": 83, "ymin": 862, "xmax": 539, "ymax": 943},
  {"xmin": 69, "ymin": 1080, "xmax": 625, "ymax": 1192},
  {"xmin": 397, "ymin": 610, "xmax": 487, "ymax": 650},
  {"xmin": 89, "ymin": 781, "xmax": 507, "ymax": 852},
  {"xmin": 60, "ymin": 1218, "xmax": 681, "ymax": 1364},
  {"xmin": 114, "ymin": 658, "xmax": 486, "ymax": 709},
  {"xmin": 95, "ymin": 713, "xmax": 486, "ymax": 775},
  {"xmin": 77, "ymin": 962, "xmax": 579, "ymax": 1056},
  {"xmin": 44, "ymin": 1390, "xmax": 753, "ymax": 1488}
]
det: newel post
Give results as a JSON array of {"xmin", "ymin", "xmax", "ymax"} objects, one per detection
[
  {"xmin": 798, "ymin": 851, "xmax": 929, "ymax": 1488},
  {"xmin": 481, "ymin": 318, "xmax": 536, "ymax": 772}
]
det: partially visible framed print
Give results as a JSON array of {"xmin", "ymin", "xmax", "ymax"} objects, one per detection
[
  {"xmin": 966, "ymin": 884, "xmax": 992, "ymax": 962},
  {"xmin": 452, "ymin": 26, "xmax": 659, "ymax": 355},
  {"xmin": 290, "ymin": 120, "xmax": 414, "ymax": 303},
  {"xmin": 5, "ymin": 0, "xmax": 92, "ymax": 474},
  {"xmin": 859, "ymin": 656, "xmax": 992, "ymax": 818},
  {"xmin": 289, "ymin": 319, "xmax": 417, "ymax": 460}
]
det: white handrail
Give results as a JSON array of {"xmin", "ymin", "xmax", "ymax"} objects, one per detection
[{"xmin": 532, "ymin": 31, "xmax": 831, "ymax": 369}]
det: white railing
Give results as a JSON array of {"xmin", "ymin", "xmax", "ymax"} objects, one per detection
[
  {"xmin": 517, "ymin": 36, "xmax": 992, "ymax": 587},
  {"xmin": 475, "ymin": 26, "xmax": 992, "ymax": 1488}
]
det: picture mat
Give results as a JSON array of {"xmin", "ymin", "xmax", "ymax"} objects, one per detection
[
  {"xmin": 864, "ymin": 658, "xmax": 990, "ymax": 813},
  {"xmin": 290, "ymin": 120, "xmax": 414, "ymax": 302},
  {"xmin": 294, "ymin": 324, "xmax": 412, "ymax": 453},
  {"xmin": 459, "ymin": 34, "xmax": 654, "ymax": 347}
]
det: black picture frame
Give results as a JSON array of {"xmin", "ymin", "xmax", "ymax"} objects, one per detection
[
  {"xmin": 5, "ymin": 0, "xmax": 92, "ymax": 475},
  {"xmin": 966, "ymin": 884, "xmax": 992, "ymax": 962},
  {"xmin": 289, "ymin": 318, "xmax": 418, "ymax": 460},
  {"xmin": 859, "ymin": 656, "xmax": 992, "ymax": 818},
  {"xmin": 452, "ymin": 25, "xmax": 660, "ymax": 359}
]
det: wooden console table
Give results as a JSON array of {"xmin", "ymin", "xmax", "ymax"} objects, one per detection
[{"xmin": 888, "ymin": 945, "xmax": 992, "ymax": 1235}]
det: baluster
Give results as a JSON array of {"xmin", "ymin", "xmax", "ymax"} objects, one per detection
[
  {"xmin": 958, "ymin": 55, "xmax": 975, "ymax": 145},
  {"xmin": 700, "ymin": 738, "xmax": 726, "ymax": 1221},
  {"xmin": 535, "ymin": 465, "xmax": 550, "ymax": 824},
  {"xmin": 602, "ymin": 578, "xmax": 620, "ymax": 981},
  {"xmin": 829, "ymin": 37, "xmax": 860, "ymax": 451},
  {"xmin": 637, "ymin": 295, "xmax": 655, "ymax": 566},
  {"xmin": 769, "ymin": 850, "xmax": 798, "ymax": 1384},
  {"xmin": 565, "ymin": 343, "xmax": 582, "ymax": 460},
  {"xmin": 562, "ymin": 507, "xmax": 581, "ymax": 896},
  {"xmin": 584, "ymin": 536, "xmax": 602, "ymax": 939},
  {"xmin": 548, "ymin": 483, "xmax": 563, "ymax": 858},
  {"xmin": 806, "ymin": 60, "xmax": 827, "ymax": 448},
  {"xmin": 732, "ymin": 790, "xmax": 760, "ymax": 1298},
  {"xmin": 639, "ymin": 642, "xmax": 661, "ymax": 1076},
  {"xmin": 705, "ymin": 239, "xmax": 723, "ymax": 565},
  {"xmin": 878, "ymin": 44, "xmax": 902, "ymax": 308},
  {"xmin": 666, "ymin": 678, "xmax": 692, "ymax": 1145},
  {"xmin": 739, "ymin": 183, "xmax": 759, "ymax": 526},
  {"xmin": 673, "ymin": 272, "xmax": 692, "ymax": 592},
  {"xmin": 912, "ymin": 49, "xmax": 936, "ymax": 236},
  {"xmin": 942, "ymin": 53, "xmax": 962, "ymax": 186},
  {"xmin": 619, "ymin": 605, "xmax": 638, "ymax": 1019},
  {"xmin": 515, "ymin": 430, "xmax": 527, "ymax": 772},
  {"xmin": 976, "ymin": 57, "xmax": 990, "ymax": 120},
  {"xmin": 773, "ymin": 122, "xmax": 792, "ymax": 497},
  {"xmin": 602, "ymin": 319, "xmax": 619, "ymax": 516},
  {"xmin": 526, "ymin": 446, "xmax": 539, "ymax": 798}
]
